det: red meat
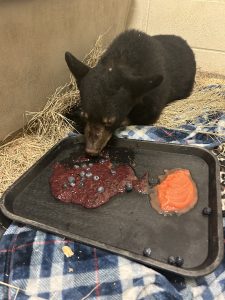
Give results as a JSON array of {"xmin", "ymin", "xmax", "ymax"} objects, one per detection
[{"xmin": 50, "ymin": 157, "xmax": 148, "ymax": 208}]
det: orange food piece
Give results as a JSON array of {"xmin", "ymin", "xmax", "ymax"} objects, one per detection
[{"xmin": 150, "ymin": 169, "xmax": 198, "ymax": 215}]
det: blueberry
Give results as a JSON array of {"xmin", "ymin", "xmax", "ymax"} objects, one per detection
[
  {"xmin": 97, "ymin": 186, "xmax": 104, "ymax": 193},
  {"xmin": 149, "ymin": 178, "xmax": 159, "ymax": 185},
  {"xmin": 68, "ymin": 176, "xmax": 75, "ymax": 183},
  {"xmin": 80, "ymin": 171, "xmax": 85, "ymax": 177},
  {"xmin": 202, "ymin": 207, "xmax": 212, "ymax": 215},
  {"xmin": 175, "ymin": 256, "xmax": 184, "ymax": 267},
  {"xmin": 125, "ymin": 182, "xmax": 133, "ymax": 192},
  {"xmin": 85, "ymin": 172, "xmax": 93, "ymax": 178},
  {"xmin": 93, "ymin": 175, "xmax": 100, "ymax": 181},
  {"xmin": 168, "ymin": 256, "xmax": 176, "ymax": 265},
  {"xmin": 143, "ymin": 248, "xmax": 151, "ymax": 257}
]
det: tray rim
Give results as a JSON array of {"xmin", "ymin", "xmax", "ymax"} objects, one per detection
[
  {"xmin": 0, "ymin": 204, "xmax": 223, "ymax": 278},
  {"xmin": 1, "ymin": 135, "xmax": 224, "ymax": 277}
]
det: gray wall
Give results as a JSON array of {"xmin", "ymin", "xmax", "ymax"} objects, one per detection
[{"xmin": 127, "ymin": 0, "xmax": 225, "ymax": 75}]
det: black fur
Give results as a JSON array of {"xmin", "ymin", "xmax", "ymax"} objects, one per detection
[
  {"xmin": 65, "ymin": 30, "xmax": 196, "ymax": 154},
  {"xmin": 66, "ymin": 29, "xmax": 196, "ymax": 128}
]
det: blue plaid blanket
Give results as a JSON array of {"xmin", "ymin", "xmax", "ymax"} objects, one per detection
[
  {"xmin": 115, "ymin": 111, "xmax": 225, "ymax": 149},
  {"xmin": 1, "ymin": 112, "xmax": 225, "ymax": 300}
]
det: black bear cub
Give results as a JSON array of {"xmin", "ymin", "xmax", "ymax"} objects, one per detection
[{"xmin": 65, "ymin": 29, "xmax": 196, "ymax": 155}]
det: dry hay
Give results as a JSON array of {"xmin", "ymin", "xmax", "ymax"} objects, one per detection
[
  {"xmin": 0, "ymin": 36, "xmax": 104, "ymax": 197},
  {"xmin": 0, "ymin": 37, "xmax": 225, "ymax": 197},
  {"xmin": 25, "ymin": 35, "xmax": 104, "ymax": 142},
  {"xmin": 156, "ymin": 71, "xmax": 225, "ymax": 131},
  {"xmin": 0, "ymin": 135, "xmax": 55, "ymax": 196}
]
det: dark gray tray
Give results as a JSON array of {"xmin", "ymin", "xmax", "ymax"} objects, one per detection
[{"xmin": 1, "ymin": 136, "xmax": 224, "ymax": 277}]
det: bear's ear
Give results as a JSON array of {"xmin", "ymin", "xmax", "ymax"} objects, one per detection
[
  {"xmin": 119, "ymin": 67, "xmax": 163, "ymax": 96},
  {"xmin": 65, "ymin": 52, "xmax": 90, "ymax": 81}
]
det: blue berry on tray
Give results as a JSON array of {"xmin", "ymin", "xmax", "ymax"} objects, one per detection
[
  {"xmin": 85, "ymin": 172, "xmax": 93, "ymax": 178},
  {"xmin": 149, "ymin": 178, "xmax": 159, "ymax": 185},
  {"xmin": 168, "ymin": 256, "xmax": 176, "ymax": 265},
  {"xmin": 80, "ymin": 171, "xmax": 85, "ymax": 177},
  {"xmin": 143, "ymin": 248, "xmax": 152, "ymax": 257},
  {"xmin": 97, "ymin": 186, "xmax": 104, "ymax": 193},
  {"xmin": 125, "ymin": 182, "xmax": 133, "ymax": 192},
  {"xmin": 68, "ymin": 176, "xmax": 75, "ymax": 183},
  {"xmin": 202, "ymin": 207, "xmax": 212, "ymax": 215},
  {"xmin": 175, "ymin": 256, "xmax": 184, "ymax": 267}
]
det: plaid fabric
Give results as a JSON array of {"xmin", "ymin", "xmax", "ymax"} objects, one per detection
[
  {"xmin": 1, "ymin": 112, "xmax": 225, "ymax": 300},
  {"xmin": 115, "ymin": 111, "xmax": 225, "ymax": 149},
  {"xmin": 0, "ymin": 224, "xmax": 225, "ymax": 300}
]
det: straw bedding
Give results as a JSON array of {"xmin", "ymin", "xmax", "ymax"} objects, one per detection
[
  {"xmin": 156, "ymin": 71, "xmax": 225, "ymax": 131},
  {"xmin": 0, "ymin": 36, "xmax": 225, "ymax": 197}
]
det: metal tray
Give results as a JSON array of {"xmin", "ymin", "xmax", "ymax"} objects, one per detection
[{"xmin": 1, "ymin": 136, "xmax": 223, "ymax": 277}]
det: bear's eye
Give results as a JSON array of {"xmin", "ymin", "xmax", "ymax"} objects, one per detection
[
  {"xmin": 80, "ymin": 111, "xmax": 88, "ymax": 120},
  {"xmin": 102, "ymin": 117, "xmax": 116, "ymax": 128}
]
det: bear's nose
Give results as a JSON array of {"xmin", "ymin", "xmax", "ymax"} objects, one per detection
[{"xmin": 85, "ymin": 147, "xmax": 99, "ymax": 156}]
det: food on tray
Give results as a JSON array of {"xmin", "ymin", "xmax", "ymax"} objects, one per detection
[
  {"xmin": 167, "ymin": 255, "xmax": 184, "ymax": 267},
  {"xmin": 149, "ymin": 169, "xmax": 198, "ymax": 215},
  {"xmin": 50, "ymin": 156, "xmax": 148, "ymax": 208}
]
